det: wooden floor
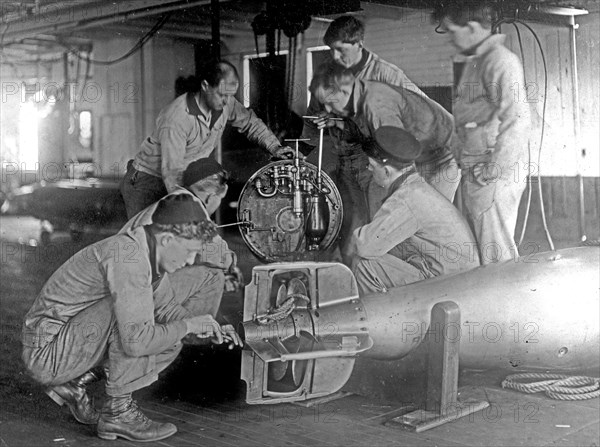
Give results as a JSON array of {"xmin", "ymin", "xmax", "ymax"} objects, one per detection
[
  {"xmin": 2, "ymin": 375, "xmax": 599, "ymax": 447},
  {"xmin": 1, "ymin": 216, "xmax": 599, "ymax": 446},
  {"xmin": 136, "ymin": 386, "xmax": 600, "ymax": 447}
]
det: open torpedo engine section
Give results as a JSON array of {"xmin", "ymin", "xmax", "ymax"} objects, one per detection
[
  {"xmin": 240, "ymin": 262, "xmax": 373, "ymax": 404},
  {"xmin": 236, "ymin": 152, "xmax": 343, "ymax": 262}
]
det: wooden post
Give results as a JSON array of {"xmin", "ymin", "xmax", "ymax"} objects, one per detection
[
  {"xmin": 385, "ymin": 301, "xmax": 489, "ymax": 432},
  {"xmin": 426, "ymin": 301, "xmax": 460, "ymax": 414}
]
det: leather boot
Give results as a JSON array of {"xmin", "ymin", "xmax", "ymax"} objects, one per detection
[
  {"xmin": 97, "ymin": 394, "xmax": 177, "ymax": 442},
  {"xmin": 46, "ymin": 368, "xmax": 103, "ymax": 424}
]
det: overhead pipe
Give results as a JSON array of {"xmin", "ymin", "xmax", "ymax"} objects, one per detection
[{"xmin": 0, "ymin": 0, "xmax": 229, "ymax": 44}]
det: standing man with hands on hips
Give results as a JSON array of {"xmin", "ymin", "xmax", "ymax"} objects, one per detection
[{"xmin": 436, "ymin": 2, "xmax": 531, "ymax": 264}]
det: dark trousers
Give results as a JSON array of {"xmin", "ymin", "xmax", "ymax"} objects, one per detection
[
  {"xmin": 306, "ymin": 145, "xmax": 369, "ymax": 265},
  {"xmin": 120, "ymin": 161, "xmax": 168, "ymax": 219}
]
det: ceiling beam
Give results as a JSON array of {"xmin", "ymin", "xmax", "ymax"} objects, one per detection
[
  {"xmin": 0, "ymin": 0, "xmax": 233, "ymax": 44},
  {"xmin": 122, "ymin": 18, "xmax": 249, "ymax": 37},
  {"xmin": 95, "ymin": 23, "xmax": 215, "ymax": 41},
  {"xmin": 0, "ymin": 46, "xmax": 64, "ymax": 63}
]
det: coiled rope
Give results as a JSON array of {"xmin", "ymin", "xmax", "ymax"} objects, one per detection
[{"xmin": 502, "ymin": 373, "xmax": 600, "ymax": 401}]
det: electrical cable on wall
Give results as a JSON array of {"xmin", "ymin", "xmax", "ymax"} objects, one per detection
[
  {"xmin": 63, "ymin": 13, "xmax": 172, "ymax": 66},
  {"xmin": 1, "ymin": 13, "xmax": 170, "ymax": 71}
]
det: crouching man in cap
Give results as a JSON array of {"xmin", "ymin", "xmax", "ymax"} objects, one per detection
[
  {"xmin": 121, "ymin": 157, "xmax": 243, "ymax": 330},
  {"xmin": 21, "ymin": 194, "xmax": 242, "ymax": 442},
  {"xmin": 351, "ymin": 127, "xmax": 479, "ymax": 295}
]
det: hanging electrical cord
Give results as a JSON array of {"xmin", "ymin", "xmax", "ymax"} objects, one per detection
[
  {"xmin": 495, "ymin": 17, "xmax": 555, "ymax": 251},
  {"xmin": 509, "ymin": 21, "xmax": 534, "ymax": 247},
  {"xmin": 63, "ymin": 13, "xmax": 172, "ymax": 66},
  {"xmin": 514, "ymin": 18, "xmax": 555, "ymax": 251}
]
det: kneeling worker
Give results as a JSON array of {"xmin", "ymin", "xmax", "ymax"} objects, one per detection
[
  {"xmin": 122, "ymin": 158, "xmax": 242, "ymax": 327},
  {"xmin": 352, "ymin": 127, "xmax": 479, "ymax": 295},
  {"xmin": 22, "ymin": 195, "xmax": 242, "ymax": 442}
]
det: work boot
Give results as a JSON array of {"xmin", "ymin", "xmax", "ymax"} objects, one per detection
[
  {"xmin": 45, "ymin": 368, "xmax": 103, "ymax": 424},
  {"xmin": 97, "ymin": 394, "xmax": 177, "ymax": 442}
]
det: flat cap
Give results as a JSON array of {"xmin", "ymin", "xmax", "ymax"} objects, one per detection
[
  {"xmin": 364, "ymin": 126, "xmax": 422, "ymax": 163},
  {"xmin": 183, "ymin": 157, "xmax": 226, "ymax": 187},
  {"xmin": 152, "ymin": 194, "xmax": 207, "ymax": 225}
]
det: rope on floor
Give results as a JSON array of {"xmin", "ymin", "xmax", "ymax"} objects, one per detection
[
  {"xmin": 580, "ymin": 239, "xmax": 600, "ymax": 247},
  {"xmin": 501, "ymin": 373, "xmax": 600, "ymax": 400}
]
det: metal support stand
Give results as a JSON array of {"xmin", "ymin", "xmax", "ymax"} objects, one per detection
[
  {"xmin": 386, "ymin": 301, "xmax": 489, "ymax": 433},
  {"xmin": 293, "ymin": 391, "xmax": 353, "ymax": 408}
]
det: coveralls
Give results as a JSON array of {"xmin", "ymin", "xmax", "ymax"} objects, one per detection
[
  {"xmin": 353, "ymin": 168, "xmax": 479, "ymax": 295},
  {"xmin": 303, "ymin": 50, "xmax": 428, "ymax": 259},
  {"xmin": 346, "ymin": 79, "xmax": 460, "ymax": 219},
  {"xmin": 121, "ymin": 92, "xmax": 281, "ymax": 218},
  {"xmin": 21, "ymin": 226, "xmax": 195, "ymax": 397},
  {"xmin": 452, "ymin": 34, "xmax": 531, "ymax": 263},
  {"xmin": 120, "ymin": 186, "xmax": 230, "ymax": 319}
]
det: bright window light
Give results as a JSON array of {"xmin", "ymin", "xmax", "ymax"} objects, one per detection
[
  {"xmin": 18, "ymin": 100, "xmax": 39, "ymax": 169},
  {"xmin": 79, "ymin": 110, "xmax": 92, "ymax": 148}
]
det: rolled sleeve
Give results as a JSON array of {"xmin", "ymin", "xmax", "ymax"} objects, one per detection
[
  {"xmin": 228, "ymin": 99, "xmax": 280, "ymax": 152},
  {"xmin": 158, "ymin": 123, "xmax": 188, "ymax": 191}
]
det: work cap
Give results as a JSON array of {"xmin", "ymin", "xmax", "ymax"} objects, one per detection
[
  {"xmin": 364, "ymin": 126, "xmax": 422, "ymax": 163},
  {"xmin": 182, "ymin": 157, "xmax": 226, "ymax": 187},
  {"xmin": 152, "ymin": 194, "xmax": 207, "ymax": 225}
]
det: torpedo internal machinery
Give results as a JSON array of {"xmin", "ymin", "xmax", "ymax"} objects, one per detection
[
  {"xmin": 240, "ymin": 247, "xmax": 600, "ymax": 404},
  {"xmin": 236, "ymin": 147, "xmax": 343, "ymax": 263}
]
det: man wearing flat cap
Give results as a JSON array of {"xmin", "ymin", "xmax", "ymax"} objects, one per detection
[
  {"xmin": 22, "ymin": 194, "xmax": 242, "ymax": 442},
  {"xmin": 350, "ymin": 127, "xmax": 479, "ymax": 295},
  {"xmin": 121, "ymin": 157, "xmax": 243, "ymax": 324}
]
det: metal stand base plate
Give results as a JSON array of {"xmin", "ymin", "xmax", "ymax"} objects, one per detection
[
  {"xmin": 385, "ymin": 399, "xmax": 489, "ymax": 433},
  {"xmin": 293, "ymin": 391, "xmax": 353, "ymax": 408}
]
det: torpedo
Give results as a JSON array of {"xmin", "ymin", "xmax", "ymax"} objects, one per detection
[{"xmin": 240, "ymin": 246, "xmax": 600, "ymax": 404}]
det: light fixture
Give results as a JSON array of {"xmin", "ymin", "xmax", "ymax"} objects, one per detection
[{"xmin": 535, "ymin": 6, "xmax": 588, "ymax": 17}]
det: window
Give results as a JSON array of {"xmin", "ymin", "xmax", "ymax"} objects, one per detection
[
  {"xmin": 77, "ymin": 110, "xmax": 93, "ymax": 162},
  {"xmin": 18, "ymin": 99, "xmax": 39, "ymax": 168},
  {"xmin": 243, "ymin": 50, "xmax": 289, "ymax": 116},
  {"xmin": 306, "ymin": 46, "xmax": 330, "ymax": 104}
]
